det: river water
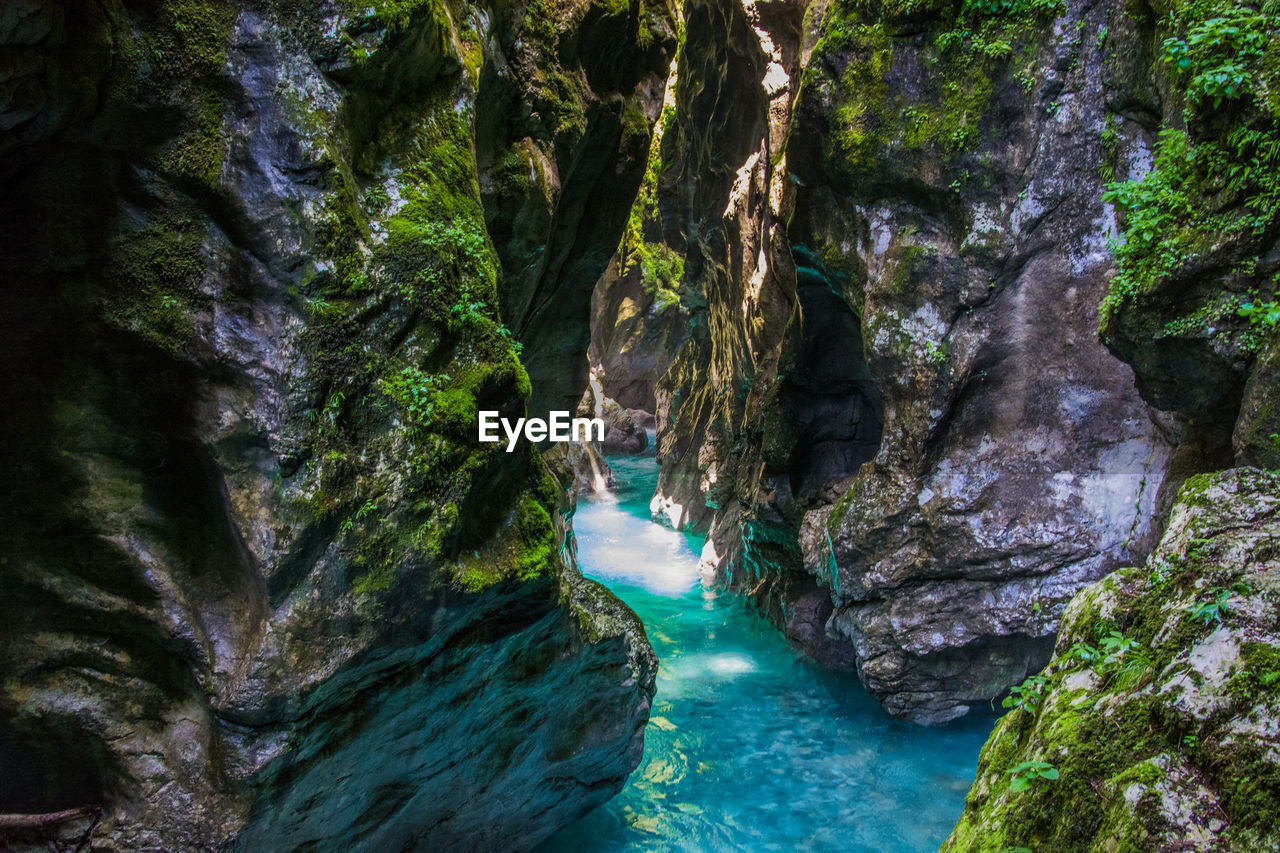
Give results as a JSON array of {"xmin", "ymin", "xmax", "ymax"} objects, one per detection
[{"xmin": 539, "ymin": 451, "xmax": 994, "ymax": 852}]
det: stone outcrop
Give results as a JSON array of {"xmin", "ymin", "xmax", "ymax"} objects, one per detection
[
  {"xmin": 944, "ymin": 468, "xmax": 1280, "ymax": 851},
  {"xmin": 586, "ymin": 52, "xmax": 689, "ymax": 415},
  {"xmin": 0, "ymin": 1, "xmax": 672, "ymax": 849},
  {"xmin": 646, "ymin": 0, "xmax": 1186, "ymax": 722},
  {"xmin": 600, "ymin": 396, "xmax": 649, "ymax": 454},
  {"xmin": 589, "ymin": 251, "xmax": 690, "ymax": 413}
]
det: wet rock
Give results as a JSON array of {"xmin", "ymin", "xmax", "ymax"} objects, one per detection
[{"xmin": 601, "ymin": 397, "xmax": 648, "ymax": 455}]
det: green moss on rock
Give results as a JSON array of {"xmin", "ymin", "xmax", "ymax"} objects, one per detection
[{"xmin": 942, "ymin": 468, "xmax": 1280, "ymax": 851}]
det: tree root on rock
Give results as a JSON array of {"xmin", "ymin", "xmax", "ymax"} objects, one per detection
[{"xmin": 0, "ymin": 805, "xmax": 102, "ymax": 853}]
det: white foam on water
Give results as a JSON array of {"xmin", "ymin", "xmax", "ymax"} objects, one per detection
[{"xmin": 574, "ymin": 493, "xmax": 701, "ymax": 597}]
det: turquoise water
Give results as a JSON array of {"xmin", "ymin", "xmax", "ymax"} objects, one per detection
[{"xmin": 539, "ymin": 452, "xmax": 995, "ymax": 853}]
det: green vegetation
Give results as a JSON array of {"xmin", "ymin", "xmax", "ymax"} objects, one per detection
[
  {"xmin": 1001, "ymin": 674, "xmax": 1047, "ymax": 713},
  {"xmin": 1005, "ymin": 760, "xmax": 1058, "ymax": 793},
  {"xmin": 267, "ymin": 20, "xmax": 573, "ymax": 606},
  {"xmin": 947, "ymin": 471, "xmax": 1280, "ymax": 851},
  {"xmin": 812, "ymin": 0, "xmax": 1063, "ymax": 188},
  {"xmin": 340, "ymin": 0, "xmax": 437, "ymax": 30},
  {"xmin": 1094, "ymin": 629, "xmax": 1153, "ymax": 688},
  {"xmin": 1100, "ymin": 1, "xmax": 1280, "ymax": 338},
  {"xmin": 1239, "ymin": 298, "xmax": 1280, "ymax": 328},
  {"xmin": 619, "ymin": 103, "xmax": 684, "ymax": 311},
  {"xmin": 378, "ymin": 368, "xmax": 451, "ymax": 424},
  {"xmin": 1185, "ymin": 586, "xmax": 1232, "ymax": 626},
  {"xmin": 99, "ymin": 2, "xmax": 236, "ymax": 352}
]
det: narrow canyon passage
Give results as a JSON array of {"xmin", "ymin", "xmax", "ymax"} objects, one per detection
[{"xmin": 540, "ymin": 447, "xmax": 995, "ymax": 852}]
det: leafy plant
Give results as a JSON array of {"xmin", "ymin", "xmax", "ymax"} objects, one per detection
[
  {"xmin": 1066, "ymin": 641, "xmax": 1101, "ymax": 664},
  {"xmin": 323, "ymin": 389, "xmax": 346, "ymax": 427},
  {"xmin": 1006, "ymin": 760, "xmax": 1059, "ymax": 793},
  {"xmin": 379, "ymin": 367, "xmax": 450, "ymax": 425},
  {"xmin": 1002, "ymin": 674, "xmax": 1049, "ymax": 713},
  {"xmin": 1186, "ymin": 587, "xmax": 1232, "ymax": 626},
  {"xmin": 962, "ymin": 0, "xmax": 1060, "ymax": 15},
  {"xmin": 1238, "ymin": 299, "xmax": 1280, "ymax": 329},
  {"xmin": 449, "ymin": 284, "xmax": 489, "ymax": 329},
  {"xmin": 1100, "ymin": 2, "xmax": 1280, "ymax": 332},
  {"xmin": 1161, "ymin": 8, "xmax": 1269, "ymax": 107},
  {"xmin": 1096, "ymin": 630, "xmax": 1154, "ymax": 688},
  {"xmin": 340, "ymin": 498, "xmax": 381, "ymax": 536},
  {"xmin": 393, "ymin": 218, "xmax": 493, "ymax": 302}
]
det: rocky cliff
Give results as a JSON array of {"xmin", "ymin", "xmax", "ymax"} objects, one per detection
[
  {"xmin": 587, "ymin": 56, "xmax": 691, "ymax": 416},
  {"xmin": 943, "ymin": 468, "xmax": 1280, "ymax": 851},
  {"xmin": 640, "ymin": 0, "xmax": 1278, "ymax": 723},
  {"xmin": 943, "ymin": 0, "xmax": 1280, "ymax": 841},
  {"xmin": 0, "ymin": 1, "xmax": 673, "ymax": 850}
]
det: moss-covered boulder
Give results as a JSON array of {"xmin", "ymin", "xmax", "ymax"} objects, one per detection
[{"xmin": 943, "ymin": 468, "xmax": 1280, "ymax": 851}]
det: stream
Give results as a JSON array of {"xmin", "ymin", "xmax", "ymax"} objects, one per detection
[{"xmin": 539, "ymin": 450, "xmax": 996, "ymax": 852}]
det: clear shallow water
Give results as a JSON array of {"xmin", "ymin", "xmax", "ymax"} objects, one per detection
[{"xmin": 539, "ymin": 452, "xmax": 995, "ymax": 853}]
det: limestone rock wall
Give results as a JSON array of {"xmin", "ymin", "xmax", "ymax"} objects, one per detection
[
  {"xmin": 651, "ymin": 0, "xmax": 1198, "ymax": 723},
  {"xmin": 943, "ymin": 468, "xmax": 1280, "ymax": 851},
  {"xmin": 0, "ymin": 1, "xmax": 672, "ymax": 849}
]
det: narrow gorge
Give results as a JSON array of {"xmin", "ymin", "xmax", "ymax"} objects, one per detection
[{"xmin": 2, "ymin": 0, "xmax": 1277, "ymax": 850}]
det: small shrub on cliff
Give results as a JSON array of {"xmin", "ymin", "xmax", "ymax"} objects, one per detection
[
  {"xmin": 379, "ymin": 367, "xmax": 449, "ymax": 424},
  {"xmin": 1005, "ymin": 760, "xmax": 1058, "ymax": 793},
  {"xmin": 1161, "ymin": 6, "xmax": 1270, "ymax": 107},
  {"xmin": 1065, "ymin": 641, "xmax": 1100, "ymax": 664},
  {"xmin": 1096, "ymin": 630, "xmax": 1154, "ymax": 688},
  {"xmin": 1186, "ymin": 586, "xmax": 1232, "ymax": 626},
  {"xmin": 1238, "ymin": 299, "xmax": 1280, "ymax": 328},
  {"xmin": 1002, "ymin": 674, "xmax": 1049, "ymax": 713}
]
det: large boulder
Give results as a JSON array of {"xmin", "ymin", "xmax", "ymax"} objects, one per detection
[
  {"xmin": 944, "ymin": 468, "xmax": 1280, "ymax": 851},
  {"xmin": 601, "ymin": 397, "xmax": 649, "ymax": 454}
]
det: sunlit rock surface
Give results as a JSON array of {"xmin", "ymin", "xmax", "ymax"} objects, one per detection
[{"xmin": 646, "ymin": 0, "xmax": 1184, "ymax": 723}]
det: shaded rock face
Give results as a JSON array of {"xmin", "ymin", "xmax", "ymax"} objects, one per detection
[
  {"xmin": 0, "ymin": 2, "xmax": 670, "ymax": 850},
  {"xmin": 589, "ymin": 251, "xmax": 690, "ymax": 413},
  {"xmin": 600, "ymin": 397, "xmax": 649, "ymax": 454},
  {"xmin": 652, "ymin": 0, "xmax": 1183, "ymax": 723},
  {"xmin": 586, "ymin": 42, "xmax": 689, "ymax": 416},
  {"xmin": 944, "ymin": 468, "xmax": 1280, "ymax": 851},
  {"xmin": 650, "ymin": 0, "xmax": 802, "ymax": 537},
  {"xmin": 483, "ymin": 0, "xmax": 677, "ymax": 425}
]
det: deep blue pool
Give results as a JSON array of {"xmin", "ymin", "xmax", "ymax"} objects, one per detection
[{"xmin": 539, "ymin": 452, "xmax": 994, "ymax": 852}]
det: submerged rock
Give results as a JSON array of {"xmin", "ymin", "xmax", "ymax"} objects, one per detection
[{"xmin": 944, "ymin": 468, "xmax": 1280, "ymax": 851}]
